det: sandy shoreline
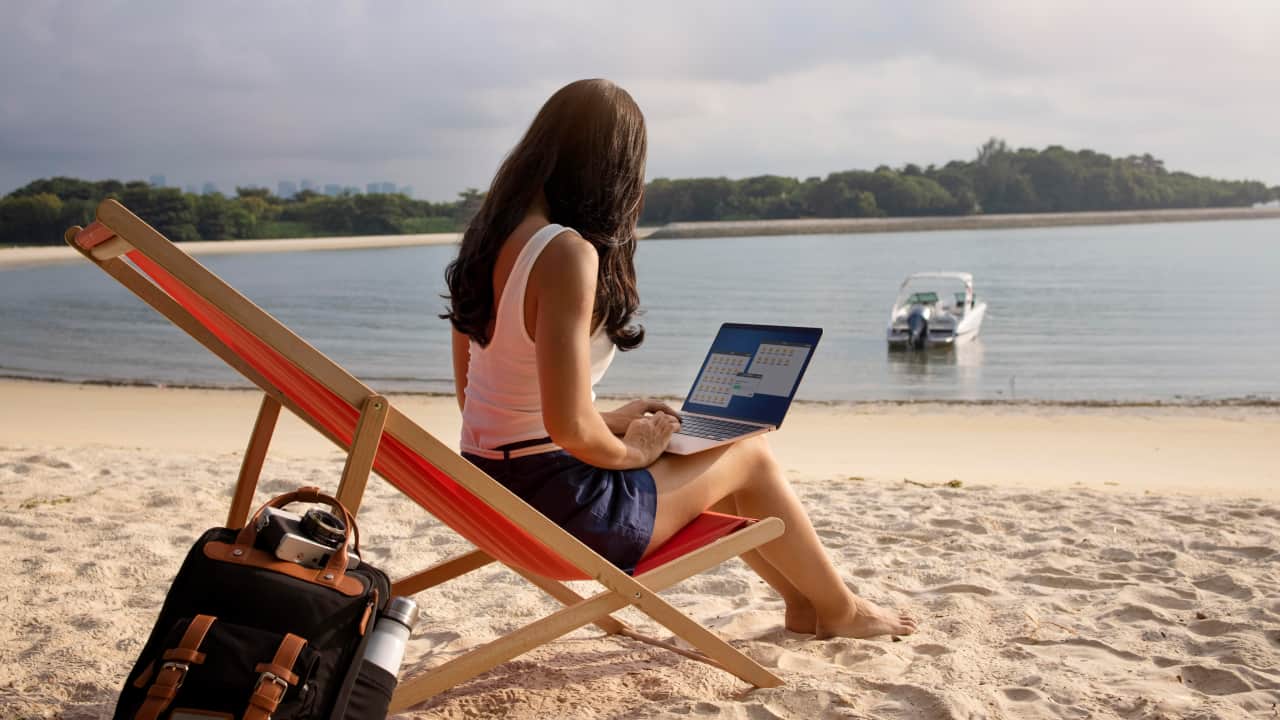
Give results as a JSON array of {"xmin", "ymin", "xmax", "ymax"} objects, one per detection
[
  {"xmin": 2, "ymin": 378, "xmax": 1277, "ymax": 499},
  {"xmin": 0, "ymin": 231, "xmax": 462, "ymax": 270},
  {"xmin": 2, "ymin": 378, "xmax": 1278, "ymax": 718},
  {"xmin": 646, "ymin": 207, "xmax": 1280, "ymax": 239},
  {"xmin": 4, "ymin": 208, "xmax": 1278, "ymax": 269}
]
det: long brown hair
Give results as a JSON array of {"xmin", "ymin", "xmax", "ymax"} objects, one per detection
[{"xmin": 441, "ymin": 79, "xmax": 647, "ymax": 351}]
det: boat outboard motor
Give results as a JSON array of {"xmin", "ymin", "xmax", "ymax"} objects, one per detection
[{"xmin": 906, "ymin": 305, "xmax": 931, "ymax": 350}]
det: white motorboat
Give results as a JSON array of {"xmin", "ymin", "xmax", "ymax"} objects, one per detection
[{"xmin": 887, "ymin": 272, "xmax": 987, "ymax": 349}]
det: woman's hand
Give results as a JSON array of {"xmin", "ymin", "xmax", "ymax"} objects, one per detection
[
  {"xmin": 620, "ymin": 412, "xmax": 680, "ymax": 468},
  {"xmin": 603, "ymin": 399, "xmax": 681, "ymax": 435}
]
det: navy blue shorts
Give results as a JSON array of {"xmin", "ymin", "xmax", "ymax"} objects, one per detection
[{"xmin": 462, "ymin": 448, "xmax": 658, "ymax": 575}]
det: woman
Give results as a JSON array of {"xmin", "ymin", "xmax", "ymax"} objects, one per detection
[{"xmin": 443, "ymin": 79, "xmax": 916, "ymax": 639}]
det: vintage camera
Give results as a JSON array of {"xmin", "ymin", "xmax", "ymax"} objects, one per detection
[{"xmin": 254, "ymin": 506, "xmax": 360, "ymax": 570}]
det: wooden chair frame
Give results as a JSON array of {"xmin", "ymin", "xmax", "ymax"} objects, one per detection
[{"xmin": 67, "ymin": 200, "xmax": 785, "ymax": 711}]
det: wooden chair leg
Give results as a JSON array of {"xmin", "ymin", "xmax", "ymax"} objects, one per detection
[
  {"xmin": 335, "ymin": 394, "xmax": 388, "ymax": 514},
  {"xmin": 511, "ymin": 568, "xmax": 628, "ymax": 635},
  {"xmin": 392, "ymin": 550, "xmax": 494, "ymax": 597},
  {"xmin": 389, "ymin": 518, "xmax": 785, "ymax": 711},
  {"xmin": 226, "ymin": 394, "xmax": 282, "ymax": 528}
]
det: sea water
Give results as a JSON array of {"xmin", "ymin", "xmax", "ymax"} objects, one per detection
[{"xmin": 2, "ymin": 219, "xmax": 1277, "ymax": 403}]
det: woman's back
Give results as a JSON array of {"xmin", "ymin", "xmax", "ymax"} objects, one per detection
[{"xmin": 459, "ymin": 223, "xmax": 615, "ymax": 454}]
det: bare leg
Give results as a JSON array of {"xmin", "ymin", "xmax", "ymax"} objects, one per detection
[
  {"xmin": 643, "ymin": 436, "xmax": 916, "ymax": 638},
  {"xmin": 709, "ymin": 497, "xmax": 816, "ymax": 633}
]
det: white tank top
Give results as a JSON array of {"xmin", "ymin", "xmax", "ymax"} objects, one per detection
[{"xmin": 459, "ymin": 224, "xmax": 616, "ymax": 453}]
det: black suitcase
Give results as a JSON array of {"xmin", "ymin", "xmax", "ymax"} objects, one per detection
[{"xmin": 114, "ymin": 487, "xmax": 393, "ymax": 720}]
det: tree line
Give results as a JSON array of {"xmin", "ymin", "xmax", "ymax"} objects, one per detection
[
  {"xmin": 3, "ymin": 139, "xmax": 1276, "ymax": 246},
  {"xmin": 640, "ymin": 140, "xmax": 1278, "ymax": 223},
  {"xmin": 0, "ymin": 178, "xmax": 478, "ymax": 247}
]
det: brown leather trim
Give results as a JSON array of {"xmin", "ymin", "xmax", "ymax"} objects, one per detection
[
  {"xmin": 169, "ymin": 711, "xmax": 233, "ymax": 720},
  {"xmin": 131, "ymin": 661, "xmax": 155, "ymax": 689},
  {"xmin": 252, "ymin": 663, "xmax": 299, "ymax": 686},
  {"xmin": 203, "ymin": 541, "xmax": 364, "ymax": 597},
  {"xmin": 162, "ymin": 647, "xmax": 207, "ymax": 664},
  {"xmin": 244, "ymin": 634, "xmax": 307, "ymax": 720},
  {"xmin": 360, "ymin": 594, "xmax": 373, "ymax": 632},
  {"xmin": 135, "ymin": 615, "xmax": 216, "ymax": 720},
  {"xmin": 358, "ymin": 589, "xmax": 376, "ymax": 632},
  {"xmin": 234, "ymin": 487, "xmax": 360, "ymax": 581}
]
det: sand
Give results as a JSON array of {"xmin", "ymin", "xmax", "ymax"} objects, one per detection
[
  {"xmin": 0, "ymin": 232, "xmax": 462, "ymax": 270},
  {"xmin": 1, "ymin": 379, "xmax": 1278, "ymax": 718}
]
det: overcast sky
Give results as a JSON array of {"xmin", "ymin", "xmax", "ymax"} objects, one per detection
[{"xmin": 3, "ymin": 1, "xmax": 1277, "ymax": 200}]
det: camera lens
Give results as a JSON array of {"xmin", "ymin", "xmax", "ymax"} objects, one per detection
[{"xmin": 300, "ymin": 508, "xmax": 347, "ymax": 548}]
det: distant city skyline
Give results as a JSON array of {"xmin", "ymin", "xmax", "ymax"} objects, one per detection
[{"xmin": 150, "ymin": 175, "xmax": 415, "ymax": 198}]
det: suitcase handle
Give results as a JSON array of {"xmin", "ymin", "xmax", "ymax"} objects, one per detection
[{"xmin": 234, "ymin": 487, "xmax": 360, "ymax": 578}]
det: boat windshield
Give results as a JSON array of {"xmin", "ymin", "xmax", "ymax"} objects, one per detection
[{"xmin": 905, "ymin": 291, "xmax": 939, "ymax": 305}]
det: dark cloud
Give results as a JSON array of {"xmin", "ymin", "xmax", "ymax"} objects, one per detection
[{"xmin": 1, "ymin": 1, "xmax": 1276, "ymax": 200}]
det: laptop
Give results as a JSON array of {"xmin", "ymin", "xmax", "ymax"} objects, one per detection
[{"xmin": 666, "ymin": 323, "xmax": 822, "ymax": 455}]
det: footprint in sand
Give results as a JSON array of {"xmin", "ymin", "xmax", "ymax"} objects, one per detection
[
  {"xmin": 929, "ymin": 517, "xmax": 988, "ymax": 535},
  {"xmin": 1098, "ymin": 604, "xmax": 1175, "ymax": 625},
  {"xmin": 418, "ymin": 628, "xmax": 463, "ymax": 650},
  {"xmin": 1001, "ymin": 686, "xmax": 1044, "ymax": 702},
  {"xmin": 1189, "ymin": 542, "xmax": 1276, "ymax": 561},
  {"xmin": 21, "ymin": 454, "xmax": 75, "ymax": 470},
  {"xmin": 1177, "ymin": 664, "xmax": 1255, "ymax": 695},
  {"xmin": 260, "ymin": 478, "xmax": 297, "ymax": 494},
  {"xmin": 145, "ymin": 493, "xmax": 183, "ymax": 508},
  {"xmin": 427, "ymin": 533, "xmax": 457, "ymax": 547},
  {"xmin": 912, "ymin": 643, "xmax": 950, "ymax": 657},
  {"xmin": 918, "ymin": 583, "xmax": 996, "ymax": 597},
  {"xmin": 1098, "ymin": 548, "xmax": 1138, "ymax": 562},
  {"xmin": 997, "ymin": 687, "xmax": 1091, "ymax": 719},
  {"xmin": 1165, "ymin": 513, "xmax": 1223, "ymax": 528},
  {"xmin": 1015, "ymin": 573, "xmax": 1126, "ymax": 591},
  {"xmin": 1015, "ymin": 637, "xmax": 1145, "ymax": 664},
  {"xmin": 362, "ymin": 546, "xmax": 392, "ymax": 564},
  {"xmin": 1193, "ymin": 573, "xmax": 1254, "ymax": 600},
  {"xmin": 1187, "ymin": 619, "xmax": 1255, "ymax": 637}
]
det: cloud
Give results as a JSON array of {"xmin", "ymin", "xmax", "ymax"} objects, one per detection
[{"xmin": 1, "ymin": 1, "xmax": 1276, "ymax": 200}]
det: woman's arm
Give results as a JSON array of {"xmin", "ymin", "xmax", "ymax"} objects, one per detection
[
  {"xmin": 602, "ymin": 399, "xmax": 681, "ymax": 435},
  {"xmin": 532, "ymin": 233, "xmax": 674, "ymax": 469},
  {"xmin": 450, "ymin": 327, "xmax": 469, "ymax": 413}
]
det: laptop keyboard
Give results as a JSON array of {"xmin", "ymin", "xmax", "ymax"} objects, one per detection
[{"xmin": 676, "ymin": 414, "xmax": 762, "ymax": 441}]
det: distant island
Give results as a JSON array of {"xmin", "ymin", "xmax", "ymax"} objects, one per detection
[{"xmin": 3, "ymin": 139, "xmax": 1277, "ymax": 247}]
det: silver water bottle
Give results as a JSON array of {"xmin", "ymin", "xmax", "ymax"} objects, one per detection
[
  {"xmin": 344, "ymin": 596, "xmax": 419, "ymax": 718},
  {"xmin": 363, "ymin": 596, "xmax": 419, "ymax": 675}
]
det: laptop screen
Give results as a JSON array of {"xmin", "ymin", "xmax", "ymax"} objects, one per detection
[{"xmin": 681, "ymin": 323, "xmax": 822, "ymax": 428}]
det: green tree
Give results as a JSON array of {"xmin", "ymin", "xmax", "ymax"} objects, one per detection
[
  {"xmin": 117, "ymin": 184, "xmax": 200, "ymax": 241},
  {"xmin": 0, "ymin": 193, "xmax": 64, "ymax": 244},
  {"xmin": 195, "ymin": 194, "xmax": 255, "ymax": 239}
]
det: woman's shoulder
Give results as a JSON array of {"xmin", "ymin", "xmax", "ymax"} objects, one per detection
[{"xmin": 537, "ymin": 226, "xmax": 597, "ymax": 273}]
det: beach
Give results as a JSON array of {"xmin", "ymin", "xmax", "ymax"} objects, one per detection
[{"xmin": 2, "ymin": 378, "xmax": 1277, "ymax": 718}]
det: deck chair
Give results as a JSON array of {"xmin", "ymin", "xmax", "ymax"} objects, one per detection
[{"xmin": 66, "ymin": 199, "xmax": 785, "ymax": 711}]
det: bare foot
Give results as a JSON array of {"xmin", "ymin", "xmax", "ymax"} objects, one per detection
[
  {"xmin": 816, "ymin": 595, "xmax": 918, "ymax": 639},
  {"xmin": 784, "ymin": 601, "xmax": 817, "ymax": 634}
]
